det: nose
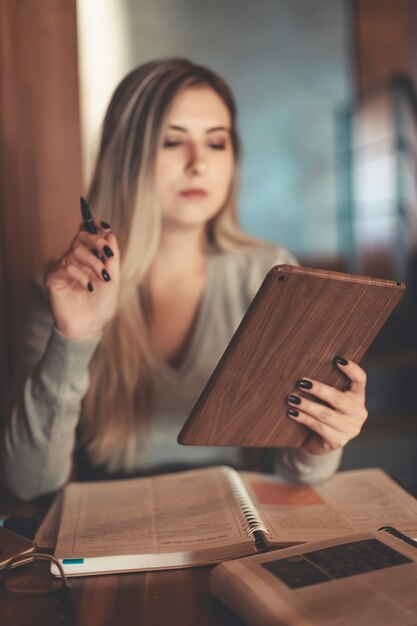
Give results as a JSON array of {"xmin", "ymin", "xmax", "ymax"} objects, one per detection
[{"xmin": 186, "ymin": 144, "xmax": 207, "ymax": 176}]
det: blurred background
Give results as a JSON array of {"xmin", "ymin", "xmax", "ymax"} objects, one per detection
[{"xmin": 1, "ymin": 0, "xmax": 416, "ymax": 492}]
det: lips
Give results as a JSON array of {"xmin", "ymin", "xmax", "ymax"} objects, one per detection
[{"xmin": 179, "ymin": 188, "xmax": 208, "ymax": 199}]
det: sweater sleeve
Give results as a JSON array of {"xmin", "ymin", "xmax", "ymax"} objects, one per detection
[
  {"xmin": 274, "ymin": 448, "xmax": 342, "ymax": 485},
  {"xmin": 0, "ymin": 274, "xmax": 100, "ymax": 500}
]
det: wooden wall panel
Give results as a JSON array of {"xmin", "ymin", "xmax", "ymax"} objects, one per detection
[
  {"xmin": 352, "ymin": 0, "xmax": 417, "ymax": 93},
  {"xmin": 0, "ymin": 0, "xmax": 82, "ymax": 414},
  {"xmin": 348, "ymin": 0, "xmax": 417, "ymax": 280}
]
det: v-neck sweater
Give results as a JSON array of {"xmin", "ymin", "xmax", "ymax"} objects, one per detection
[{"xmin": 1, "ymin": 246, "xmax": 341, "ymax": 500}]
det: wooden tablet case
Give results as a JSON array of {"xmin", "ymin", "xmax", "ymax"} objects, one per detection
[{"xmin": 178, "ymin": 265, "xmax": 405, "ymax": 448}]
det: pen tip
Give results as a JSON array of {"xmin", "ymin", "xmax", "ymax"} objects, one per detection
[{"xmin": 80, "ymin": 196, "xmax": 92, "ymax": 223}]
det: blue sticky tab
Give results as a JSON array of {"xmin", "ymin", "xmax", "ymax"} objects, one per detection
[{"xmin": 62, "ymin": 558, "xmax": 84, "ymax": 564}]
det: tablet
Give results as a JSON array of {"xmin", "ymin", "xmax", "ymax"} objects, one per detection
[{"xmin": 177, "ymin": 265, "xmax": 405, "ymax": 448}]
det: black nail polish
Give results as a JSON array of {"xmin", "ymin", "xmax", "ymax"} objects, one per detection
[
  {"xmin": 92, "ymin": 248, "xmax": 105, "ymax": 263},
  {"xmin": 288, "ymin": 394, "xmax": 301, "ymax": 405},
  {"xmin": 102, "ymin": 269, "xmax": 111, "ymax": 282},
  {"xmin": 288, "ymin": 408, "xmax": 299, "ymax": 417},
  {"xmin": 298, "ymin": 379, "xmax": 313, "ymax": 390},
  {"xmin": 335, "ymin": 356, "xmax": 348, "ymax": 366},
  {"xmin": 103, "ymin": 245, "xmax": 114, "ymax": 258},
  {"xmin": 87, "ymin": 282, "xmax": 94, "ymax": 292},
  {"xmin": 100, "ymin": 221, "xmax": 111, "ymax": 229}
]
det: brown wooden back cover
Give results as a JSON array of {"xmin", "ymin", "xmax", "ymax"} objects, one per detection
[{"xmin": 178, "ymin": 265, "xmax": 405, "ymax": 448}]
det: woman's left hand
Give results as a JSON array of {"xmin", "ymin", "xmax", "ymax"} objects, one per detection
[{"xmin": 287, "ymin": 357, "xmax": 368, "ymax": 455}]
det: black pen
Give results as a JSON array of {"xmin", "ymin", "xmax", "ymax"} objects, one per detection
[{"xmin": 80, "ymin": 196, "xmax": 98, "ymax": 234}]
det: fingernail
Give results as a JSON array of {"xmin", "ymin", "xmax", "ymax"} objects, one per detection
[
  {"xmin": 92, "ymin": 248, "xmax": 105, "ymax": 263},
  {"xmin": 288, "ymin": 408, "xmax": 299, "ymax": 418},
  {"xmin": 102, "ymin": 269, "xmax": 111, "ymax": 282},
  {"xmin": 335, "ymin": 356, "xmax": 348, "ymax": 366},
  {"xmin": 298, "ymin": 379, "xmax": 313, "ymax": 390},
  {"xmin": 100, "ymin": 221, "xmax": 111, "ymax": 229},
  {"xmin": 103, "ymin": 245, "xmax": 114, "ymax": 258},
  {"xmin": 87, "ymin": 282, "xmax": 94, "ymax": 292},
  {"xmin": 288, "ymin": 394, "xmax": 301, "ymax": 405}
]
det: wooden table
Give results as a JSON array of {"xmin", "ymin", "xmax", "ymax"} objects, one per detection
[{"xmin": 0, "ymin": 490, "xmax": 245, "ymax": 626}]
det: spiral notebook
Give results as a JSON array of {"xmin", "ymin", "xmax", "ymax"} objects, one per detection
[
  {"xmin": 178, "ymin": 265, "xmax": 405, "ymax": 448},
  {"xmin": 52, "ymin": 466, "xmax": 417, "ymax": 577}
]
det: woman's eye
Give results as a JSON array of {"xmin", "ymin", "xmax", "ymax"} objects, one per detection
[
  {"xmin": 208, "ymin": 142, "xmax": 226, "ymax": 150},
  {"xmin": 163, "ymin": 140, "xmax": 181, "ymax": 148}
]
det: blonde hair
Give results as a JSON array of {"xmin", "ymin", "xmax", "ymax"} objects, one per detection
[{"xmin": 82, "ymin": 58, "xmax": 264, "ymax": 470}]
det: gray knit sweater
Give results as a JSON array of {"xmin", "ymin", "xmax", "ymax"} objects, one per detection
[{"xmin": 1, "ymin": 247, "xmax": 341, "ymax": 500}]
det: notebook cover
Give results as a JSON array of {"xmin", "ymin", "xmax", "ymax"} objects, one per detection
[{"xmin": 178, "ymin": 265, "xmax": 405, "ymax": 448}]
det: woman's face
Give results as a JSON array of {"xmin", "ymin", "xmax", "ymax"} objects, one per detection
[{"xmin": 154, "ymin": 85, "xmax": 234, "ymax": 232}]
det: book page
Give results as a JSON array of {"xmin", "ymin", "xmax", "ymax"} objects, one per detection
[
  {"xmin": 55, "ymin": 467, "xmax": 253, "ymax": 559},
  {"xmin": 242, "ymin": 468, "xmax": 417, "ymax": 544}
]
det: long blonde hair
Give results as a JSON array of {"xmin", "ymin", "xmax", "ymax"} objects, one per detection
[{"xmin": 82, "ymin": 58, "xmax": 263, "ymax": 470}]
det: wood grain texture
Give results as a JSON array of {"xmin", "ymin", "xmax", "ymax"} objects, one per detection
[
  {"xmin": 0, "ymin": 0, "xmax": 82, "ymax": 415},
  {"xmin": 0, "ymin": 562, "xmax": 244, "ymax": 626},
  {"xmin": 352, "ymin": 0, "xmax": 417, "ymax": 94},
  {"xmin": 178, "ymin": 265, "xmax": 405, "ymax": 448}
]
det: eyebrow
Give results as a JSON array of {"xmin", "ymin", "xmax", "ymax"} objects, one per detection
[{"xmin": 167, "ymin": 124, "xmax": 231, "ymax": 134}]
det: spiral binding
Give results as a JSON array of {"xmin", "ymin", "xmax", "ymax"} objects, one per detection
[
  {"xmin": 379, "ymin": 526, "xmax": 417, "ymax": 549},
  {"xmin": 222, "ymin": 467, "xmax": 270, "ymax": 551}
]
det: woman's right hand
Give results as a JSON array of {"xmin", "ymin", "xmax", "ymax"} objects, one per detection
[{"xmin": 45, "ymin": 222, "xmax": 120, "ymax": 340}]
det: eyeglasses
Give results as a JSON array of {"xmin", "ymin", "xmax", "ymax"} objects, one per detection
[
  {"xmin": 0, "ymin": 552, "xmax": 71, "ymax": 595},
  {"xmin": 0, "ymin": 552, "xmax": 75, "ymax": 626}
]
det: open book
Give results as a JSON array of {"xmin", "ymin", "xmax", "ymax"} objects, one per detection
[
  {"xmin": 210, "ymin": 528, "xmax": 417, "ymax": 626},
  {"xmin": 52, "ymin": 467, "xmax": 417, "ymax": 577}
]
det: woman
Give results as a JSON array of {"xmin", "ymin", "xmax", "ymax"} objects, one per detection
[{"xmin": 1, "ymin": 59, "xmax": 367, "ymax": 500}]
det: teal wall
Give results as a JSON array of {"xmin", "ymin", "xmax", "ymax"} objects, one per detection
[{"xmin": 122, "ymin": 0, "xmax": 352, "ymax": 258}]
